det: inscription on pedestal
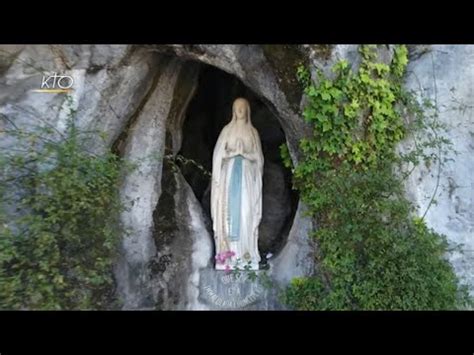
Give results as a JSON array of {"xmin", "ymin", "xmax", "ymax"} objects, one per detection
[{"xmin": 200, "ymin": 272, "xmax": 265, "ymax": 309}]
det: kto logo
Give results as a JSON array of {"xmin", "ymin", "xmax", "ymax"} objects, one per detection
[{"xmin": 33, "ymin": 73, "xmax": 74, "ymax": 93}]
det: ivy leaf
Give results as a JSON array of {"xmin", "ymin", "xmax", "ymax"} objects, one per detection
[
  {"xmin": 322, "ymin": 121, "xmax": 332, "ymax": 132},
  {"xmin": 360, "ymin": 73, "xmax": 370, "ymax": 84},
  {"xmin": 321, "ymin": 92, "xmax": 331, "ymax": 101}
]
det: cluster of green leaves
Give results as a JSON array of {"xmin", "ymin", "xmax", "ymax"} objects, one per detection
[
  {"xmin": 0, "ymin": 99, "xmax": 130, "ymax": 309},
  {"xmin": 281, "ymin": 45, "xmax": 471, "ymax": 310},
  {"xmin": 293, "ymin": 45, "xmax": 407, "ymax": 172}
]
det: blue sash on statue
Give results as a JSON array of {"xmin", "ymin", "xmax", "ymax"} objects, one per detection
[{"xmin": 228, "ymin": 154, "xmax": 243, "ymax": 241}]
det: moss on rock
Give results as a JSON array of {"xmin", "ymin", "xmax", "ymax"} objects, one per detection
[
  {"xmin": 308, "ymin": 44, "xmax": 333, "ymax": 61},
  {"xmin": 261, "ymin": 45, "xmax": 309, "ymax": 113},
  {"xmin": 152, "ymin": 134, "xmax": 178, "ymax": 252}
]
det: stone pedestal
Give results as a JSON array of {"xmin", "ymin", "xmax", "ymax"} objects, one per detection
[{"xmin": 198, "ymin": 268, "xmax": 267, "ymax": 310}]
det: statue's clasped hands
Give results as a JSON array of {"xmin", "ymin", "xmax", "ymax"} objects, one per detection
[
  {"xmin": 225, "ymin": 139, "xmax": 243, "ymax": 156},
  {"xmin": 236, "ymin": 139, "xmax": 244, "ymax": 155},
  {"xmin": 224, "ymin": 139, "xmax": 256, "ymax": 161}
]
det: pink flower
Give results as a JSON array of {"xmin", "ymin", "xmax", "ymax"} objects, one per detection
[
  {"xmin": 215, "ymin": 253, "xmax": 226, "ymax": 264},
  {"xmin": 215, "ymin": 250, "xmax": 235, "ymax": 265},
  {"xmin": 224, "ymin": 264, "xmax": 231, "ymax": 274}
]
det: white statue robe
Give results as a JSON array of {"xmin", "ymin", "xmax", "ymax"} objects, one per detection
[{"xmin": 211, "ymin": 121, "xmax": 264, "ymax": 270}]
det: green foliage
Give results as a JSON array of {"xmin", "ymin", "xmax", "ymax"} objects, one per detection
[
  {"xmin": 295, "ymin": 45, "xmax": 406, "ymax": 172},
  {"xmin": 279, "ymin": 143, "xmax": 292, "ymax": 169},
  {"xmin": 282, "ymin": 45, "xmax": 471, "ymax": 310},
  {"xmin": 0, "ymin": 97, "xmax": 130, "ymax": 309}
]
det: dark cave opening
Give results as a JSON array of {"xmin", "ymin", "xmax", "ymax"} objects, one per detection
[{"xmin": 178, "ymin": 64, "xmax": 299, "ymax": 258}]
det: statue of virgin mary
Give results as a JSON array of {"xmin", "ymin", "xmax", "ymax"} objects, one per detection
[{"xmin": 211, "ymin": 98, "xmax": 264, "ymax": 271}]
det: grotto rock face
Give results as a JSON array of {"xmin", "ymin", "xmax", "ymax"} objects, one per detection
[
  {"xmin": 403, "ymin": 45, "xmax": 474, "ymax": 296},
  {"xmin": 0, "ymin": 44, "xmax": 315, "ymax": 309},
  {"xmin": 0, "ymin": 44, "xmax": 473, "ymax": 308},
  {"xmin": 0, "ymin": 45, "xmax": 160, "ymax": 154},
  {"xmin": 114, "ymin": 57, "xmax": 192, "ymax": 309}
]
